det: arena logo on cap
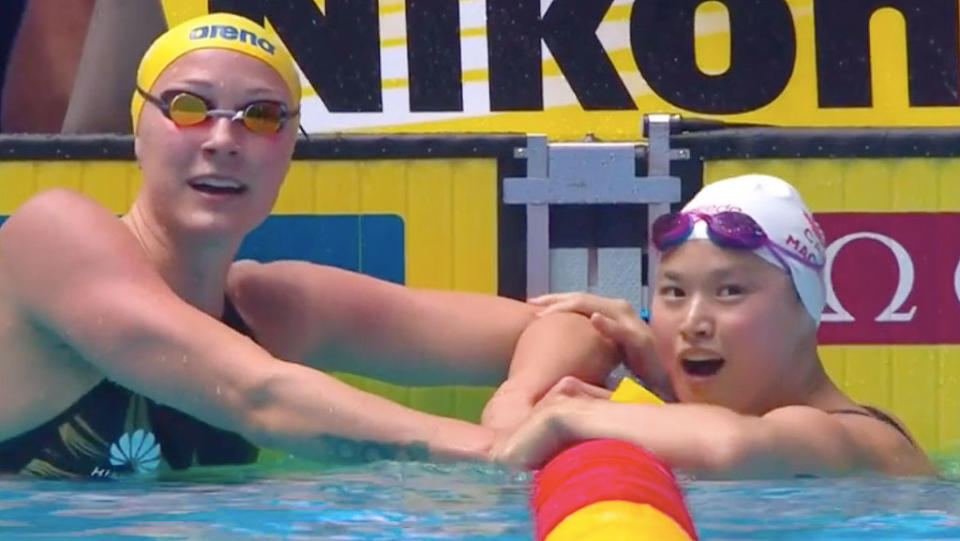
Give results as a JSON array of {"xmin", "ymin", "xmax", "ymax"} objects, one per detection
[{"xmin": 188, "ymin": 24, "xmax": 276, "ymax": 55}]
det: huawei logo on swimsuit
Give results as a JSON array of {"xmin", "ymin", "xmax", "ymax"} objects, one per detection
[{"xmin": 108, "ymin": 429, "xmax": 162, "ymax": 474}]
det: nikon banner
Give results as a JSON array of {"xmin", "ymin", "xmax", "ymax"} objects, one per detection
[{"xmin": 162, "ymin": 0, "xmax": 960, "ymax": 139}]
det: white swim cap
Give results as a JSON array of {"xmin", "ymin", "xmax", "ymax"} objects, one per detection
[{"xmin": 682, "ymin": 174, "xmax": 826, "ymax": 324}]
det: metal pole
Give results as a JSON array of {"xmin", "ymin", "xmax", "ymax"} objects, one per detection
[
  {"xmin": 523, "ymin": 136, "xmax": 550, "ymax": 298},
  {"xmin": 644, "ymin": 114, "xmax": 674, "ymax": 312}
]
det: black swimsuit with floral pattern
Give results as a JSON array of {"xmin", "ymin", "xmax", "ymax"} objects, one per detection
[{"xmin": 0, "ymin": 299, "xmax": 258, "ymax": 478}]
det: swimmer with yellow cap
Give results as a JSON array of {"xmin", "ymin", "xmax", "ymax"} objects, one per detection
[
  {"xmin": 130, "ymin": 12, "xmax": 301, "ymax": 133},
  {"xmin": 0, "ymin": 10, "xmax": 631, "ymax": 479}
]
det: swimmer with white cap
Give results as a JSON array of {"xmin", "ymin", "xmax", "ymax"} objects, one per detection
[
  {"xmin": 493, "ymin": 174, "xmax": 935, "ymax": 478},
  {"xmin": 0, "ymin": 13, "xmax": 618, "ymax": 477}
]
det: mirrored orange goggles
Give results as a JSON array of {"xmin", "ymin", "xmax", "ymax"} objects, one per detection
[{"xmin": 137, "ymin": 87, "xmax": 300, "ymax": 134}]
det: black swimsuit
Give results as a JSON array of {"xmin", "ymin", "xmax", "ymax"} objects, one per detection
[{"xmin": 0, "ymin": 299, "xmax": 258, "ymax": 478}]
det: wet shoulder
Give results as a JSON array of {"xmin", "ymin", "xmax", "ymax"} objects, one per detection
[
  {"xmin": 227, "ymin": 259, "xmax": 375, "ymax": 311},
  {"xmin": 0, "ymin": 188, "xmax": 136, "ymax": 439},
  {"xmin": 0, "ymin": 188, "xmax": 126, "ymax": 266},
  {"xmin": 2, "ymin": 187, "xmax": 111, "ymax": 232},
  {"xmin": 226, "ymin": 260, "xmax": 314, "ymax": 359},
  {"xmin": 226, "ymin": 260, "xmax": 381, "ymax": 361},
  {"xmin": 825, "ymin": 405, "xmax": 935, "ymax": 475}
]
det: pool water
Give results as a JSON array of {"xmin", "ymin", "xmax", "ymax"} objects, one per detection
[{"xmin": 1, "ymin": 460, "xmax": 958, "ymax": 540}]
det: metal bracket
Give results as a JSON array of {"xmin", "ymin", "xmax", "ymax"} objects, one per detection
[{"xmin": 504, "ymin": 135, "xmax": 682, "ymax": 300}]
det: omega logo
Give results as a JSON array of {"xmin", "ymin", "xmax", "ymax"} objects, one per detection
[{"xmin": 822, "ymin": 232, "xmax": 918, "ymax": 323}]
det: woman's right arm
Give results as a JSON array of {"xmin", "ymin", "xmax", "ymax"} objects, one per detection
[
  {"xmin": 0, "ymin": 189, "xmax": 492, "ymax": 461},
  {"xmin": 530, "ymin": 292, "xmax": 675, "ymax": 401}
]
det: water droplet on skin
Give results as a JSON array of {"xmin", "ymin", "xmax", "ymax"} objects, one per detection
[
  {"xmin": 181, "ymin": 355, "xmax": 188, "ymax": 364},
  {"xmin": 216, "ymin": 385, "xmax": 222, "ymax": 395}
]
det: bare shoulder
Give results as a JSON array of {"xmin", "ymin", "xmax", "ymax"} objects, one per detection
[
  {"xmin": 227, "ymin": 259, "xmax": 409, "ymax": 313},
  {"xmin": 0, "ymin": 188, "xmax": 160, "ymax": 428},
  {"xmin": 0, "ymin": 187, "xmax": 132, "ymax": 264},
  {"xmin": 764, "ymin": 405, "xmax": 935, "ymax": 476},
  {"xmin": 828, "ymin": 405, "xmax": 934, "ymax": 475},
  {"xmin": 762, "ymin": 405, "xmax": 854, "ymax": 442},
  {"xmin": 227, "ymin": 260, "xmax": 386, "ymax": 309},
  {"xmin": 226, "ymin": 260, "xmax": 388, "ymax": 359},
  {"xmin": 10, "ymin": 186, "xmax": 108, "ymax": 215},
  {"xmin": 2, "ymin": 187, "xmax": 112, "ymax": 238},
  {"xmin": 0, "ymin": 188, "xmax": 146, "ymax": 300},
  {"xmin": 229, "ymin": 260, "xmax": 392, "ymax": 289}
]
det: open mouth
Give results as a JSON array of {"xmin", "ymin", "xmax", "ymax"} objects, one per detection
[
  {"xmin": 682, "ymin": 358, "xmax": 725, "ymax": 377},
  {"xmin": 188, "ymin": 177, "xmax": 248, "ymax": 195}
]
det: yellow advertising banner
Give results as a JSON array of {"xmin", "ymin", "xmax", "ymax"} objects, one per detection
[{"xmin": 161, "ymin": 0, "xmax": 960, "ymax": 140}]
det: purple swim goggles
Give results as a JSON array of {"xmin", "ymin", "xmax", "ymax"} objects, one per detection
[{"xmin": 651, "ymin": 211, "xmax": 823, "ymax": 270}]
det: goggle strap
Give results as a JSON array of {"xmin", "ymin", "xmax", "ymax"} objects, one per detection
[{"xmin": 766, "ymin": 242, "xmax": 823, "ymax": 269}]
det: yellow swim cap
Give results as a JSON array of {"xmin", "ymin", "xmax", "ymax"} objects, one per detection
[{"xmin": 131, "ymin": 13, "xmax": 301, "ymax": 133}]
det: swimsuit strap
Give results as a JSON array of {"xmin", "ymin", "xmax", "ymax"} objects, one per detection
[{"xmin": 827, "ymin": 405, "xmax": 916, "ymax": 447}]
